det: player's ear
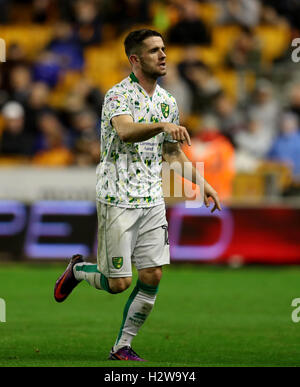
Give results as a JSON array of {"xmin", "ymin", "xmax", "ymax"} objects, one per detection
[{"xmin": 129, "ymin": 54, "xmax": 139, "ymax": 66}]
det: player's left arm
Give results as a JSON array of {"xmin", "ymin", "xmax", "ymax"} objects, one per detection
[{"xmin": 162, "ymin": 141, "xmax": 222, "ymax": 213}]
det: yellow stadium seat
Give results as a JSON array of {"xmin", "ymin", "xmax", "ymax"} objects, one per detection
[
  {"xmin": 85, "ymin": 46, "xmax": 118, "ymax": 70},
  {"xmin": 257, "ymin": 161, "xmax": 292, "ymax": 191},
  {"xmin": 59, "ymin": 71, "xmax": 82, "ymax": 90},
  {"xmin": 166, "ymin": 45, "xmax": 222, "ymax": 68},
  {"xmin": 166, "ymin": 45, "xmax": 183, "ymax": 64},
  {"xmin": 84, "ymin": 45, "xmax": 124, "ymax": 90},
  {"xmin": 214, "ymin": 69, "xmax": 238, "ymax": 101},
  {"xmin": 198, "ymin": 2, "xmax": 219, "ymax": 26},
  {"xmin": 0, "ymin": 115, "xmax": 4, "ymax": 138},
  {"xmin": 199, "ymin": 46, "xmax": 223, "ymax": 68},
  {"xmin": 0, "ymin": 25, "xmax": 53, "ymax": 59},
  {"xmin": 232, "ymin": 173, "xmax": 265, "ymax": 200},
  {"xmin": 212, "ymin": 25, "xmax": 241, "ymax": 55},
  {"xmin": 214, "ymin": 69, "xmax": 256, "ymax": 102},
  {"xmin": 254, "ymin": 25, "xmax": 291, "ymax": 63}
]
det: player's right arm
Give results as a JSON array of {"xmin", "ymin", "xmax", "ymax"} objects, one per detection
[{"xmin": 112, "ymin": 114, "xmax": 191, "ymax": 144}]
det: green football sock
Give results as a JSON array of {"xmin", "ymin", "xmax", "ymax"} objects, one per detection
[
  {"xmin": 114, "ymin": 279, "xmax": 159, "ymax": 351},
  {"xmin": 73, "ymin": 262, "xmax": 113, "ymax": 293}
]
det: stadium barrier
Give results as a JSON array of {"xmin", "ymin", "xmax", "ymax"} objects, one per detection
[{"xmin": 0, "ymin": 167, "xmax": 299, "ymax": 264}]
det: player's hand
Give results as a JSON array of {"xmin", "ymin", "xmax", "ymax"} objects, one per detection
[
  {"xmin": 203, "ymin": 182, "xmax": 222, "ymax": 213},
  {"xmin": 162, "ymin": 123, "xmax": 191, "ymax": 146}
]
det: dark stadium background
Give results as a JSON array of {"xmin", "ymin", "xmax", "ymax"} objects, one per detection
[{"xmin": 1, "ymin": 0, "xmax": 300, "ymax": 368}]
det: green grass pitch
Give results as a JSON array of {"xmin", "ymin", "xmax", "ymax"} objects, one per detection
[{"xmin": 1, "ymin": 263, "xmax": 300, "ymax": 367}]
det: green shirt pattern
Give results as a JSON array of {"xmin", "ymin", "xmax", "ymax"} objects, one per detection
[{"xmin": 96, "ymin": 73, "xmax": 179, "ymax": 208}]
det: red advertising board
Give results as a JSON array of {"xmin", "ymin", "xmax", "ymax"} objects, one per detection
[{"xmin": 0, "ymin": 201, "xmax": 299, "ymax": 264}]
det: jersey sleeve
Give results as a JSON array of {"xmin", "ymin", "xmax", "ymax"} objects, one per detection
[
  {"xmin": 104, "ymin": 91, "xmax": 133, "ymax": 123},
  {"xmin": 164, "ymin": 98, "xmax": 179, "ymax": 143}
]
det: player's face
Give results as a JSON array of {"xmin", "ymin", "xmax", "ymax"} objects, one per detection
[{"xmin": 139, "ymin": 36, "xmax": 167, "ymax": 79}]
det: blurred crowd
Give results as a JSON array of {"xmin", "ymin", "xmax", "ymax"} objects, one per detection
[{"xmin": 1, "ymin": 0, "xmax": 300, "ymax": 200}]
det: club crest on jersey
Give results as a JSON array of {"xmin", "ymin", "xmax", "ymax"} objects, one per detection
[
  {"xmin": 161, "ymin": 103, "xmax": 170, "ymax": 118},
  {"xmin": 112, "ymin": 256, "xmax": 123, "ymax": 269}
]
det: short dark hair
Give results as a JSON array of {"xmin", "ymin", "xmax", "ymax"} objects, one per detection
[{"xmin": 124, "ymin": 29, "xmax": 163, "ymax": 58}]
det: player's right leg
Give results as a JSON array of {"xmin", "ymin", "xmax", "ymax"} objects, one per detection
[
  {"xmin": 54, "ymin": 255, "xmax": 131, "ymax": 302},
  {"xmin": 54, "ymin": 202, "xmax": 138, "ymax": 301},
  {"xmin": 72, "ymin": 261, "xmax": 132, "ymax": 292}
]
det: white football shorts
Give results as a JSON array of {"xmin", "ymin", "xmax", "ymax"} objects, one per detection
[{"xmin": 96, "ymin": 202, "xmax": 170, "ymax": 278}]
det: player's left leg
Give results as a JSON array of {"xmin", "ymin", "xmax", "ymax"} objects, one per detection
[
  {"xmin": 109, "ymin": 266, "xmax": 162, "ymax": 361},
  {"xmin": 109, "ymin": 204, "xmax": 170, "ymax": 361}
]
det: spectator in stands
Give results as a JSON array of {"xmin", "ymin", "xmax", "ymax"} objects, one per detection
[
  {"xmin": 167, "ymin": 0, "xmax": 211, "ymax": 45},
  {"xmin": 24, "ymin": 82, "xmax": 53, "ymax": 134},
  {"xmin": 57, "ymin": 0, "xmax": 75, "ymax": 22},
  {"xmin": 33, "ymin": 111, "xmax": 73, "ymax": 166},
  {"xmin": 268, "ymin": 112, "xmax": 300, "ymax": 181},
  {"xmin": 71, "ymin": 109, "xmax": 100, "ymax": 166},
  {"xmin": 63, "ymin": 77, "xmax": 104, "ymax": 119},
  {"xmin": 0, "ymin": 0, "xmax": 10, "ymax": 24},
  {"xmin": 0, "ymin": 101, "xmax": 34, "ymax": 157},
  {"xmin": 247, "ymin": 79, "xmax": 281, "ymax": 137},
  {"xmin": 259, "ymin": 4, "xmax": 288, "ymax": 27},
  {"xmin": 216, "ymin": 0, "xmax": 261, "ymax": 28},
  {"xmin": 1, "ymin": 43, "xmax": 28, "ymax": 91},
  {"xmin": 5, "ymin": 42, "xmax": 27, "ymax": 67},
  {"xmin": 234, "ymin": 112, "xmax": 275, "ymax": 159},
  {"xmin": 177, "ymin": 45, "xmax": 204, "ymax": 81},
  {"xmin": 182, "ymin": 114, "xmax": 235, "ymax": 200},
  {"xmin": 73, "ymin": 0, "xmax": 102, "ymax": 47},
  {"xmin": 8, "ymin": 65, "xmax": 32, "ymax": 105},
  {"xmin": 287, "ymin": 82, "xmax": 300, "ymax": 122},
  {"xmin": 179, "ymin": 59, "xmax": 222, "ymax": 114},
  {"xmin": 225, "ymin": 26, "xmax": 262, "ymax": 74},
  {"xmin": 32, "ymin": 0, "xmax": 51, "ymax": 23},
  {"xmin": 105, "ymin": 0, "xmax": 151, "ymax": 36},
  {"xmin": 262, "ymin": 0, "xmax": 300, "ymax": 31},
  {"xmin": 0, "ymin": 72, "xmax": 9, "ymax": 109},
  {"xmin": 214, "ymin": 93, "xmax": 245, "ymax": 145},
  {"xmin": 32, "ymin": 50, "xmax": 62, "ymax": 88},
  {"xmin": 45, "ymin": 21, "xmax": 84, "ymax": 71},
  {"xmin": 160, "ymin": 62, "xmax": 192, "ymax": 121},
  {"xmin": 71, "ymin": 109, "xmax": 98, "ymax": 141}
]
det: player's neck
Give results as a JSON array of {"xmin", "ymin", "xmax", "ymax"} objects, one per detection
[{"xmin": 132, "ymin": 70, "xmax": 157, "ymax": 98}]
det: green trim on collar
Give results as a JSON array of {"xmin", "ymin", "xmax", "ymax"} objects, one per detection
[{"xmin": 129, "ymin": 72, "xmax": 139, "ymax": 83}]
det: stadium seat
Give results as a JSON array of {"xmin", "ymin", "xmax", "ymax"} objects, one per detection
[
  {"xmin": 84, "ymin": 46, "xmax": 122, "ymax": 90},
  {"xmin": 254, "ymin": 25, "xmax": 291, "ymax": 63},
  {"xmin": 212, "ymin": 25, "xmax": 241, "ymax": 55},
  {"xmin": 0, "ymin": 26, "xmax": 53, "ymax": 59},
  {"xmin": 167, "ymin": 45, "xmax": 222, "ymax": 68},
  {"xmin": 232, "ymin": 172, "xmax": 265, "ymax": 201},
  {"xmin": 199, "ymin": 46, "xmax": 223, "ymax": 68},
  {"xmin": 165, "ymin": 46, "xmax": 183, "ymax": 64},
  {"xmin": 233, "ymin": 161, "xmax": 292, "ymax": 201},
  {"xmin": 0, "ymin": 156, "xmax": 30, "ymax": 166},
  {"xmin": 198, "ymin": 2, "xmax": 219, "ymax": 27},
  {"xmin": 257, "ymin": 161, "xmax": 292, "ymax": 193},
  {"xmin": 213, "ymin": 69, "xmax": 239, "ymax": 101}
]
